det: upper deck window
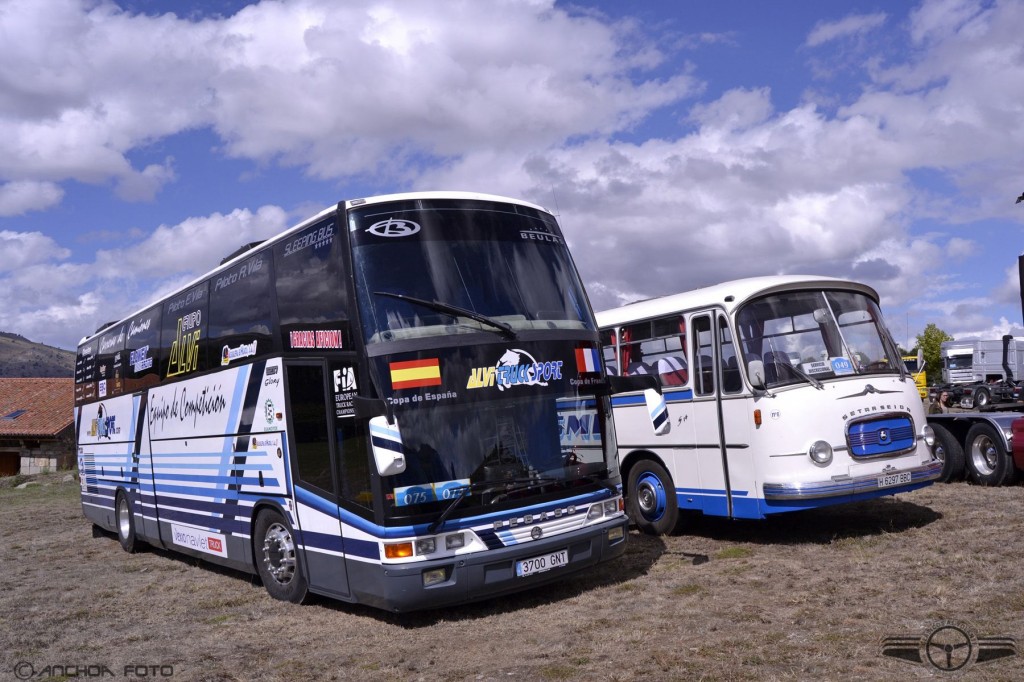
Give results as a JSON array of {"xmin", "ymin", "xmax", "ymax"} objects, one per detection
[{"xmin": 350, "ymin": 199, "xmax": 594, "ymax": 345}]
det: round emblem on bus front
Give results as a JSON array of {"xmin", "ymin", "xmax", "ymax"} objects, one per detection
[
  {"xmin": 366, "ymin": 218, "xmax": 421, "ymax": 238},
  {"xmin": 531, "ymin": 526, "xmax": 543, "ymax": 540}
]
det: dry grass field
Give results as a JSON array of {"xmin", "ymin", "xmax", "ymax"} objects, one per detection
[{"xmin": 1, "ymin": 473, "xmax": 1021, "ymax": 681}]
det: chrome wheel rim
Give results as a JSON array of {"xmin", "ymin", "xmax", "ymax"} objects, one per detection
[
  {"xmin": 970, "ymin": 436, "xmax": 998, "ymax": 476},
  {"xmin": 117, "ymin": 496, "xmax": 131, "ymax": 540},
  {"xmin": 262, "ymin": 522, "xmax": 296, "ymax": 585}
]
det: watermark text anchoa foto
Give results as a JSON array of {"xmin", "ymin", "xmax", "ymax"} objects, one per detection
[{"xmin": 13, "ymin": 661, "xmax": 175, "ymax": 679}]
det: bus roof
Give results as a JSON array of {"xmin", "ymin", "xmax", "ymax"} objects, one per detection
[
  {"xmin": 596, "ymin": 275, "xmax": 879, "ymax": 329},
  {"xmin": 80, "ymin": 191, "xmax": 549, "ymax": 346}
]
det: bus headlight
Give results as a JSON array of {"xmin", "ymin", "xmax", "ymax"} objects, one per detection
[
  {"xmin": 414, "ymin": 537, "xmax": 436, "ymax": 555},
  {"xmin": 808, "ymin": 440, "xmax": 833, "ymax": 466},
  {"xmin": 921, "ymin": 424, "xmax": 935, "ymax": 448}
]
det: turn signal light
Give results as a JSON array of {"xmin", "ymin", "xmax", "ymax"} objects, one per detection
[{"xmin": 384, "ymin": 541, "xmax": 414, "ymax": 559}]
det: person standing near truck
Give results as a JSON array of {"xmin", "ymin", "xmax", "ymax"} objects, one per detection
[{"xmin": 929, "ymin": 390, "xmax": 951, "ymax": 414}]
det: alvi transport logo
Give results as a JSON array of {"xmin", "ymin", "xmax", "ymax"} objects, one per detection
[
  {"xmin": 466, "ymin": 349, "xmax": 563, "ymax": 391},
  {"xmin": 880, "ymin": 620, "xmax": 1017, "ymax": 673}
]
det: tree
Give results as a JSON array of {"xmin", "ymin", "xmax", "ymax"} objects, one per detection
[{"xmin": 916, "ymin": 323, "xmax": 953, "ymax": 385}]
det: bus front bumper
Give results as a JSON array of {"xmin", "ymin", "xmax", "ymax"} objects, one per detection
[
  {"xmin": 762, "ymin": 459, "xmax": 943, "ymax": 501},
  {"xmin": 348, "ymin": 514, "xmax": 629, "ymax": 613}
]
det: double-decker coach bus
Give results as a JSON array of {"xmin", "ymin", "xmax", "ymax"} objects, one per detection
[
  {"xmin": 596, "ymin": 276, "xmax": 942, "ymax": 535},
  {"xmin": 75, "ymin": 191, "xmax": 663, "ymax": 612}
]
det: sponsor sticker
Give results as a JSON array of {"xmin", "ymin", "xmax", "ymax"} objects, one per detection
[
  {"xmin": 367, "ymin": 218, "xmax": 420, "ymax": 238},
  {"xmin": 288, "ymin": 329, "xmax": 344, "ymax": 350},
  {"xmin": 467, "ymin": 349, "xmax": 563, "ymax": 391},
  {"xmin": 171, "ymin": 523, "xmax": 228, "ymax": 558},
  {"xmin": 390, "ymin": 358, "xmax": 442, "ymax": 390},
  {"xmin": 221, "ymin": 341, "xmax": 257, "ymax": 366}
]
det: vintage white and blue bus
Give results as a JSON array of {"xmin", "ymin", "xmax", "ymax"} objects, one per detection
[
  {"xmin": 597, "ymin": 275, "xmax": 942, "ymax": 534},
  {"xmin": 75, "ymin": 191, "xmax": 658, "ymax": 611}
]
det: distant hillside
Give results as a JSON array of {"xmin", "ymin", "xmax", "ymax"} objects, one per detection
[{"xmin": 0, "ymin": 332, "xmax": 75, "ymax": 378}]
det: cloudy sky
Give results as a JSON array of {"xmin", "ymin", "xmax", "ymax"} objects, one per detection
[{"xmin": 2, "ymin": 0, "xmax": 1024, "ymax": 352}]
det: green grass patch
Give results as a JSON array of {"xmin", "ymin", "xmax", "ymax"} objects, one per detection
[{"xmin": 715, "ymin": 546, "xmax": 754, "ymax": 560}]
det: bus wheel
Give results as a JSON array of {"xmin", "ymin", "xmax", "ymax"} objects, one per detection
[
  {"xmin": 115, "ymin": 490, "xmax": 139, "ymax": 553},
  {"xmin": 930, "ymin": 424, "xmax": 965, "ymax": 482},
  {"xmin": 627, "ymin": 460, "xmax": 678, "ymax": 536},
  {"xmin": 965, "ymin": 423, "xmax": 1017, "ymax": 486},
  {"xmin": 973, "ymin": 387, "xmax": 991, "ymax": 408},
  {"xmin": 255, "ymin": 509, "xmax": 308, "ymax": 603}
]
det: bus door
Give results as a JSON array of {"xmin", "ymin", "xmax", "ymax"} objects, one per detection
[
  {"xmin": 284, "ymin": 361, "xmax": 351, "ymax": 599},
  {"xmin": 689, "ymin": 313, "xmax": 752, "ymax": 518}
]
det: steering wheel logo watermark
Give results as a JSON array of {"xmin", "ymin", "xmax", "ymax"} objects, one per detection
[{"xmin": 880, "ymin": 620, "xmax": 1017, "ymax": 673}]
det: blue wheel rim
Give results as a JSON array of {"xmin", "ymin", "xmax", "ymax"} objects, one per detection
[{"xmin": 636, "ymin": 471, "xmax": 667, "ymax": 522}]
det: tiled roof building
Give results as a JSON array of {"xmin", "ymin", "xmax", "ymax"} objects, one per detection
[{"xmin": 0, "ymin": 378, "xmax": 75, "ymax": 475}]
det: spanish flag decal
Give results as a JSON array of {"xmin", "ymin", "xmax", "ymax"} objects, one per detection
[{"xmin": 390, "ymin": 358, "xmax": 442, "ymax": 390}]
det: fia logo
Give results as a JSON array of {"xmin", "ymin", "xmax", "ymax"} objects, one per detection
[{"xmin": 333, "ymin": 367, "xmax": 357, "ymax": 393}]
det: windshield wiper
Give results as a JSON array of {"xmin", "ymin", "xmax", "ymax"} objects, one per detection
[
  {"xmin": 427, "ymin": 477, "xmax": 557, "ymax": 533},
  {"xmin": 373, "ymin": 291, "xmax": 517, "ymax": 340},
  {"xmin": 777, "ymin": 361, "xmax": 824, "ymax": 390},
  {"xmin": 426, "ymin": 480, "xmax": 509, "ymax": 534},
  {"xmin": 486, "ymin": 476, "xmax": 560, "ymax": 505}
]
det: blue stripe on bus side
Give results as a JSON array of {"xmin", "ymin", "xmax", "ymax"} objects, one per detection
[
  {"xmin": 293, "ymin": 484, "xmax": 615, "ymax": 540},
  {"xmin": 611, "ymin": 388, "xmax": 693, "ymax": 408},
  {"xmin": 295, "ymin": 529, "xmax": 379, "ymax": 560}
]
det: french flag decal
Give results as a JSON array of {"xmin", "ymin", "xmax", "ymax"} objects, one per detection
[{"xmin": 575, "ymin": 347, "xmax": 602, "ymax": 374}]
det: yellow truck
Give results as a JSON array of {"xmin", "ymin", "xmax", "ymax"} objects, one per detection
[{"xmin": 903, "ymin": 351, "xmax": 927, "ymax": 399}]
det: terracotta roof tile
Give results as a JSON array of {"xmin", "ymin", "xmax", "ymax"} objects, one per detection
[{"xmin": 0, "ymin": 378, "xmax": 74, "ymax": 437}]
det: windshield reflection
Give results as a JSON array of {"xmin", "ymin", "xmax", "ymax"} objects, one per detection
[
  {"xmin": 736, "ymin": 289, "xmax": 900, "ymax": 388},
  {"xmin": 350, "ymin": 200, "xmax": 595, "ymax": 345}
]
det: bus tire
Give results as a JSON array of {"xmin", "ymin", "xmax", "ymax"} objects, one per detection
[
  {"xmin": 965, "ymin": 423, "xmax": 1016, "ymax": 486},
  {"xmin": 930, "ymin": 423, "xmax": 965, "ymax": 482},
  {"xmin": 115, "ymin": 490, "xmax": 140, "ymax": 553},
  {"xmin": 626, "ymin": 459, "xmax": 678, "ymax": 536},
  {"xmin": 254, "ymin": 509, "xmax": 308, "ymax": 603}
]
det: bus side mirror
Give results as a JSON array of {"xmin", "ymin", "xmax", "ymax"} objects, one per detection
[
  {"xmin": 645, "ymin": 388, "xmax": 670, "ymax": 436},
  {"xmin": 748, "ymin": 360, "xmax": 766, "ymax": 390},
  {"xmin": 369, "ymin": 415, "xmax": 406, "ymax": 476}
]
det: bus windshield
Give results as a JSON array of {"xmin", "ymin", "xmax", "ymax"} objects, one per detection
[
  {"xmin": 735, "ymin": 289, "xmax": 899, "ymax": 388},
  {"xmin": 376, "ymin": 364, "xmax": 613, "ymax": 521},
  {"xmin": 350, "ymin": 199, "xmax": 595, "ymax": 345}
]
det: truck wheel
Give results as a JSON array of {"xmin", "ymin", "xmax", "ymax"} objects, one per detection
[
  {"xmin": 930, "ymin": 424, "xmax": 965, "ymax": 482},
  {"xmin": 626, "ymin": 459, "xmax": 679, "ymax": 536},
  {"xmin": 116, "ymin": 490, "xmax": 141, "ymax": 553},
  {"xmin": 254, "ymin": 509, "xmax": 308, "ymax": 603},
  {"xmin": 973, "ymin": 387, "xmax": 991, "ymax": 408},
  {"xmin": 965, "ymin": 423, "xmax": 1016, "ymax": 486}
]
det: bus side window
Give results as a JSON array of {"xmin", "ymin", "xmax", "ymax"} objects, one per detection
[
  {"xmin": 600, "ymin": 328, "xmax": 618, "ymax": 376},
  {"xmin": 124, "ymin": 306, "xmax": 162, "ymax": 394},
  {"xmin": 653, "ymin": 315, "xmax": 688, "ymax": 386},
  {"xmin": 620, "ymin": 323, "xmax": 652, "ymax": 376},
  {"xmin": 96, "ymin": 324, "xmax": 126, "ymax": 399},
  {"xmin": 209, "ymin": 252, "xmax": 273, "ymax": 361},
  {"xmin": 719, "ymin": 316, "xmax": 742, "ymax": 394},
  {"xmin": 693, "ymin": 315, "xmax": 714, "ymax": 396},
  {"xmin": 274, "ymin": 217, "xmax": 351, "ymax": 352},
  {"xmin": 161, "ymin": 281, "xmax": 210, "ymax": 380}
]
